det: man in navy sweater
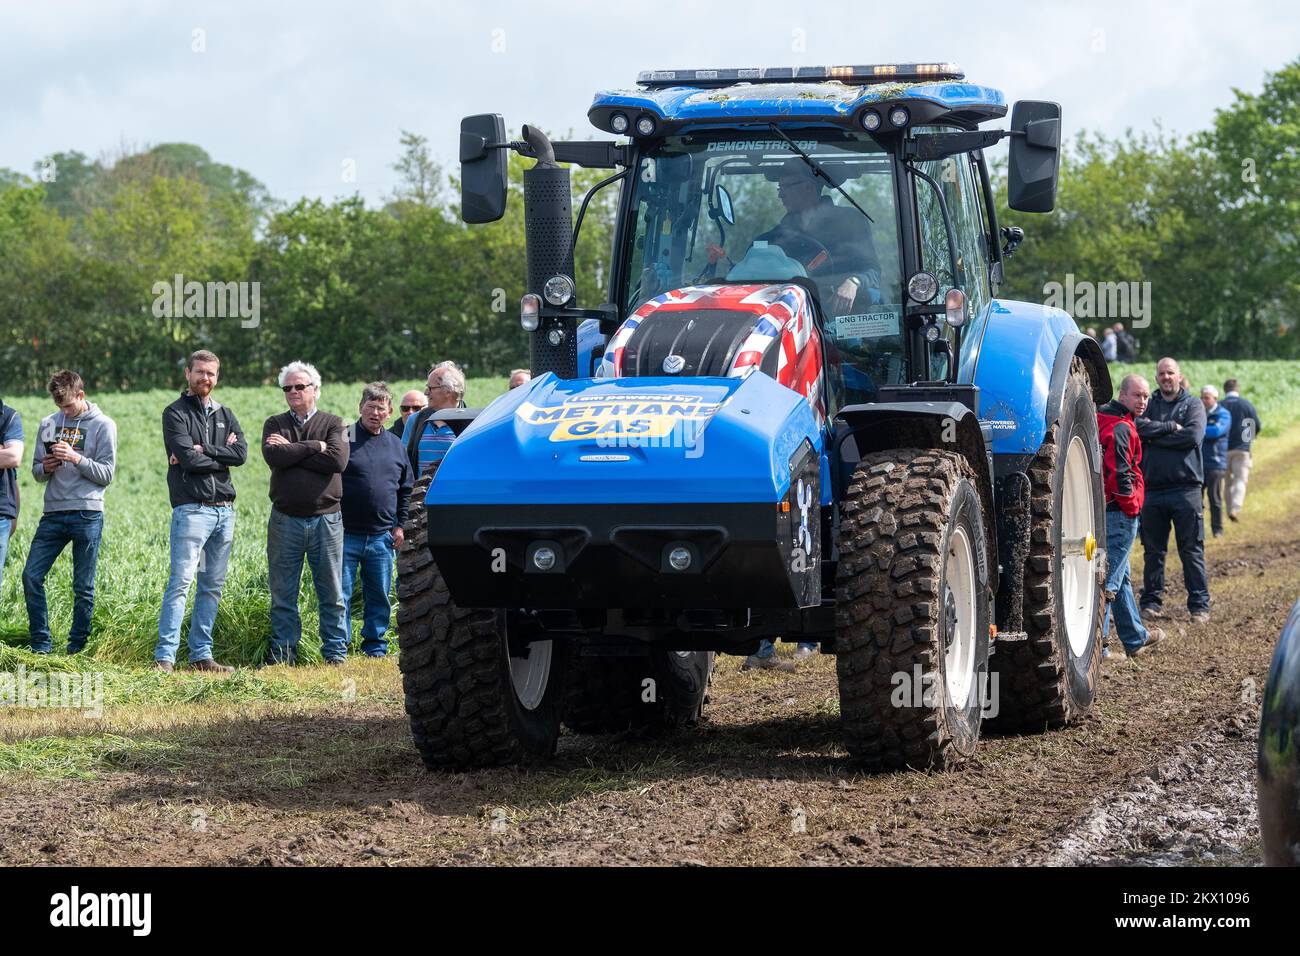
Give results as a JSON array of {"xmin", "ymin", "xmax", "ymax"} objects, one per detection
[
  {"xmin": 1221, "ymin": 377, "xmax": 1262, "ymax": 522},
  {"xmin": 340, "ymin": 383, "xmax": 413, "ymax": 657}
]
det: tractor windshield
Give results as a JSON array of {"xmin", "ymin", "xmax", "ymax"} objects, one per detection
[{"xmin": 620, "ymin": 130, "xmax": 907, "ymax": 400}]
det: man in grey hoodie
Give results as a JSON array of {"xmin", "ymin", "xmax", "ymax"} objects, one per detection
[{"xmin": 22, "ymin": 370, "xmax": 117, "ymax": 654}]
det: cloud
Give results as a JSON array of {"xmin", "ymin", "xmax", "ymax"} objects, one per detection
[{"xmin": 1, "ymin": 0, "xmax": 1295, "ymax": 203}]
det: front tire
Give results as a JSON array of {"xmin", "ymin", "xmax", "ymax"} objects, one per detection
[
  {"xmin": 834, "ymin": 449, "xmax": 992, "ymax": 770},
  {"xmin": 987, "ymin": 360, "xmax": 1105, "ymax": 733},
  {"xmin": 396, "ymin": 472, "xmax": 566, "ymax": 769}
]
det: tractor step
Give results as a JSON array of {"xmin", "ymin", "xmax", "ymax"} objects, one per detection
[{"xmin": 990, "ymin": 630, "xmax": 1029, "ymax": 655}]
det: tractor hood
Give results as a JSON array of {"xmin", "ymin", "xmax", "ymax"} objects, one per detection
[{"xmin": 427, "ymin": 370, "xmax": 822, "ymax": 507}]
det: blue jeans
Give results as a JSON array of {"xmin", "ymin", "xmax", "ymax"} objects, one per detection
[
  {"xmin": 267, "ymin": 509, "xmax": 347, "ymax": 662},
  {"xmin": 0, "ymin": 518, "xmax": 11, "ymax": 597},
  {"xmin": 341, "ymin": 531, "xmax": 395, "ymax": 656},
  {"xmin": 22, "ymin": 510, "xmax": 104, "ymax": 654},
  {"xmin": 1104, "ymin": 509, "xmax": 1149, "ymax": 653},
  {"xmin": 155, "ymin": 504, "xmax": 236, "ymax": 664}
]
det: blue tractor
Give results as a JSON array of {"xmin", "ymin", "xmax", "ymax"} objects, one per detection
[{"xmin": 397, "ymin": 63, "xmax": 1111, "ymax": 770}]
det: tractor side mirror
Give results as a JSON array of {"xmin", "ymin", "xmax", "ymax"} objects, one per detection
[
  {"xmin": 460, "ymin": 113, "xmax": 509, "ymax": 224},
  {"xmin": 716, "ymin": 185, "xmax": 735, "ymax": 225},
  {"xmin": 1008, "ymin": 101, "xmax": 1061, "ymax": 213}
]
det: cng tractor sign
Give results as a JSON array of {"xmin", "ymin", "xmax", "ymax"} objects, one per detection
[{"xmin": 515, "ymin": 393, "xmax": 724, "ymax": 443}]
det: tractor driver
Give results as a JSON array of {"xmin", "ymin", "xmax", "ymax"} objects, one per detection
[{"xmin": 752, "ymin": 161, "xmax": 882, "ymax": 315}]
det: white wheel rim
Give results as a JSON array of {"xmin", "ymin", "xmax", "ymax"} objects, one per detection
[
  {"xmin": 510, "ymin": 640, "xmax": 552, "ymax": 711},
  {"xmin": 943, "ymin": 524, "xmax": 977, "ymax": 709},
  {"xmin": 1061, "ymin": 435, "xmax": 1098, "ymax": 658}
]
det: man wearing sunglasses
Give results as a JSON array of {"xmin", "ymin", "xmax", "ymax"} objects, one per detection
[
  {"xmin": 388, "ymin": 389, "xmax": 427, "ymax": 440},
  {"xmin": 402, "ymin": 361, "xmax": 465, "ymax": 476},
  {"xmin": 261, "ymin": 361, "xmax": 350, "ymax": 666}
]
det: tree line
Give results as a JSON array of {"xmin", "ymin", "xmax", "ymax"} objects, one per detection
[{"xmin": 1, "ymin": 59, "xmax": 1295, "ymax": 395}]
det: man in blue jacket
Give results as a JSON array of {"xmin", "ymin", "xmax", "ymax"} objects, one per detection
[
  {"xmin": 1137, "ymin": 357, "xmax": 1210, "ymax": 624},
  {"xmin": 1199, "ymin": 385, "xmax": 1231, "ymax": 539},
  {"xmin": 341, "ymin": 383, "xmax": 413, "ymax": 658}
]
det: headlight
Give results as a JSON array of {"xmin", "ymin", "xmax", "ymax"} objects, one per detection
[
  {"xmin": 543, "ymin": 274, "xmax": 574, "ymax": 306},
  {"xmin": 610, "ymin": 112, "xmax": 629, "ymax": 134},
  {"xmin": 860, "ymin": 110, "xmax": 882, "ymax": 132},
  {"xmin": 888, "ymin": 106, "xmax": 910, "ymax": 128},
  {"xmin": 945, "ymin": 288, "xmax": 968, "ymax": 327},
  {"xmin": 546, "ymin": 327, "xmax": 566, "ymax": 347},
  {"xmin": 635, "ymin": 115, "xmax": 657, "ymax": 137},
  {"xmin": 520, "ymin": 293, "xmax": 541, "ymax": 332},
  {"xmin": 907, "ymin": 271, "xmax": 939, "ymax": 303}
]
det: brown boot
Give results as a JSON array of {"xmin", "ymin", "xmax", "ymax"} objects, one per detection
[
  {"xmin": 190, "ymin": 658, "xmax": 234, "ymax": 674},
  {"xmin": 1127, "ymin": 627, "xmax": 1166, "ymax": 658},
  {"xmin": 153, "ymin": 660, "xmax": 174, "ymax": 674}
]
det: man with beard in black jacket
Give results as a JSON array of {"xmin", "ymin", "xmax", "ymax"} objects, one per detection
[
  {"xmin": 1137, "ymin": 356, "xmax": 1210, "ymax": 624},
  {"xmin": 153, "ymin": 350, "xmax": 248, "ymax": 673}
]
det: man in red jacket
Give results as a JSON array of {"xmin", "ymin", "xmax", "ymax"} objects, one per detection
[{"xmin": 1098, "ymin": 374, "xmax": 1165, "ymax": 657}]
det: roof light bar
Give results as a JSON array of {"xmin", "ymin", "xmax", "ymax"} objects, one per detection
[{"xmin": 635, "ymin": 64, "xmax": 964, "ymax": 88}]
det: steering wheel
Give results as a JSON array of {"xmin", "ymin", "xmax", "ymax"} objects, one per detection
[{"xmin": 768, "ymin": 225, "xmax": 836, "ymax": 276}]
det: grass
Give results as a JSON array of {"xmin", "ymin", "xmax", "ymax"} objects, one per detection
[{"xmin": 0, "ymin": 376, "xmax": 507, "ymax": 665}]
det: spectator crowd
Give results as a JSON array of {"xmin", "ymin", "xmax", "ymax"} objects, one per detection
[
  {"xmin": 1096, "ymin": 357, "xmax": 1262, "ymax": 658},
  {"xmin": 0, "ymin": 348, "xmax": 1272, "ymax": 673},
  {"xmin": 0, "ymin": 351, "xmax": 494, "ymax": 671}
]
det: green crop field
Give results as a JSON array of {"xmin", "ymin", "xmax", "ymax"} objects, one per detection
[
  {"xmin": 0, "ymin": 361, "xmax": 1297, "ymax": 668},
  {"xmin": 1109, "ymin": 360, "xmax": 1300, "ymax": 427},
  {"xmin": 0, "ymin": 375, "xmax": 509, "ymax": 665}
]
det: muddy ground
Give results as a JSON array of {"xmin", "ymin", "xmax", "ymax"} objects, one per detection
[{"xmin": 2, "ymin": 447, "xmax": 1296, "ymax": 867}]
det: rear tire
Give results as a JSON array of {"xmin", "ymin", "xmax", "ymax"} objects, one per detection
[
  {"xmin": 564, "ymin": 649, "xmax": 714, "ymax": 734},
  {"xmin": 987, "ymin": 360, "xmax": 1105, "ymax": 733},
  {"xmin": 834, "ymin": 449, "xmax": 992, "ymax": 770},
  {"xmin": 397, "ymin": 472, "xmax": 566, "ymax": 769}
]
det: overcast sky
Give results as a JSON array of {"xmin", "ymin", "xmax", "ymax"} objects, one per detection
[{"xmin": 3, "ymin": 0, "xmax": 1295, "ymax": 205}]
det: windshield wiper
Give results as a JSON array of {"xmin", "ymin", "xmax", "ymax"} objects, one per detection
[{"xmin": 766, "ymin": 124, "xmax": 874, "ymax": 223}]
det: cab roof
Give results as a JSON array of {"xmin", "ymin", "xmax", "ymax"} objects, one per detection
[{"xmin": 589, "ymin": 64, "xmax": 1006, "ymax": 137}]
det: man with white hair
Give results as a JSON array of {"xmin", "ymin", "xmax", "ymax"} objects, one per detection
[
  {"xmin": 403, "ymin": 360, "xmax": 466, "ymax": 476},
  {"xmin": 261, "ymin": 361, "xmax": 350, "ymax": 665},
  {"xmin": 508, "ymin": 369, "xmax": 532, "ymax": 390},
  {"xmin": 1200, "ymin": 384, "xmax": 1231, "ymax": 539}
]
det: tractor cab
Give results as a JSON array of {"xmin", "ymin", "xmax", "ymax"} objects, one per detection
[
  {"xmin": 611, "ymin": 130, "xmax": 901, "ymax": 413},
  {"xmin": 460, "ymin": 62, "xmax": 1063, "ymax": 414}
]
